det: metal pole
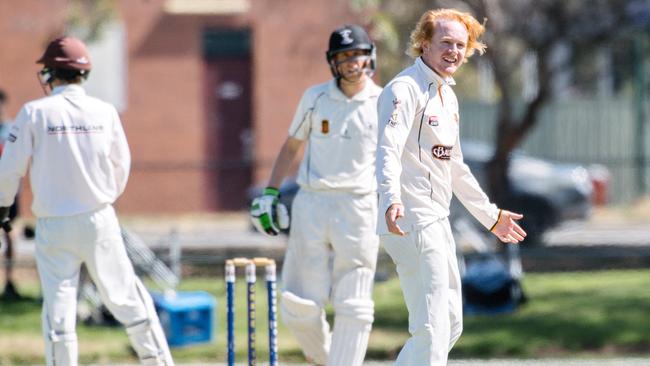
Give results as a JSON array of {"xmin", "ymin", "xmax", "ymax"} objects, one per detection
[
  {"xmin": 633, "ymin": 35, "xmax": 648, "ymax": 195},
  {"xmin": 169, "ymin": 228, "xmax": 181, "ymax": 282}
]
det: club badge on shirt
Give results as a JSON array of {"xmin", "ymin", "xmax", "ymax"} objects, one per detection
[
  {"xmin": 428, "ymin": 115, "xmax": 439, "ymax": 126},
  {"xmin": 321, "ymin": 120, "xmax": 330, "ymax": 134}
]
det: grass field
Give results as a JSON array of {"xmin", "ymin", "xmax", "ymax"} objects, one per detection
[{"xmin": 2, "ymin": 269, "xmax": 650, "ymax": 364}]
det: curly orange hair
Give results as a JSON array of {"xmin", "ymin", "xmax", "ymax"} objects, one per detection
[{"xmin": 407, "ymin": 8, "xmax": 486, "ymax": 61}]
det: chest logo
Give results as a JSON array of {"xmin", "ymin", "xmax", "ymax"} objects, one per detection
[
  {"xmin": 428, "ymin": 115, "xmax": 439, "ymax": 126},
  {"xmin": 431, "ymin": 145, "xmax": 452, "ymax": 160},
  {"xmin": 321, "ymin": 119, "xmax": 330, "ymax": 134}
]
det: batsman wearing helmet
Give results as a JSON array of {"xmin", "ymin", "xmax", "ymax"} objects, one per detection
[
  {"xmin": 0, "ymin": 36, "xmax": 174, "ymax": 365},
  {"xmin": 250, "ymin": 25, "xmax": 381, "ymax": 365},
  {"xmin": 376, "ymin": 9, "xmax": 527, "ymax": 365}
]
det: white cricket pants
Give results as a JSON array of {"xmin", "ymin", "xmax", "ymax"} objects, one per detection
[
  {"xmin": 381, "ymin": 218, "xmax": 463, "ymax": 366},
  {"xmin": 34, "ymin": 204, "xmax": 169, "ymax": 365},
  {"xmin": 281, "ymin": 189, "xmax": 379, "ymax": 365},
  {"xmin": 282, "ymin": 189, "xmax": 379, "ymax": 306}
]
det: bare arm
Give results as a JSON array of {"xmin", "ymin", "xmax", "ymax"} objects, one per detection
[{"xmin": 267, "ymin": 136, "xmax": 304, "ymax": 189}]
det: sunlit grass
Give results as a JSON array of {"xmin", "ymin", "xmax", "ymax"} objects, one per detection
[{"xmin": 2, "ymin": 269, "xmax": 650, "ymax": 364}]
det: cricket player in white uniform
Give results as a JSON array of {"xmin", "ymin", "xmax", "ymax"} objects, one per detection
[
  {"xmin": 250, "ymin": 25, "xmax": 381, "ymax": 366},
  {"xmin": 0, "ymin": 36, "xmax": 174, "ymax": 366},
  {"xmin": 376, "ymin": 9, "xmax": 527, "ymax": 366}
]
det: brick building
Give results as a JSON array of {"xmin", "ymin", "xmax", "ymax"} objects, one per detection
[{"xmin": 0, "ymin": 0, "xmax": 364, "ymax": 214}]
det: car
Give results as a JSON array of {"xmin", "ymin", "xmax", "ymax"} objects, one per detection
[
  {"xmin": 249, "ymin": 139, "xmax": 595, "ymax": 243},
  {"xmin": 451, "ymin": 140, "xmax": 593, "ymax": 243}
]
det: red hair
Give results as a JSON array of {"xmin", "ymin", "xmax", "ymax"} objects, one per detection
[{"xmin": 407, "ymin": 8, "xmax": 486, "ymax": 62}]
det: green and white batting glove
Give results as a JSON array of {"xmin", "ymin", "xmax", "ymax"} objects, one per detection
[{"xmin": 250, "ymin": 187, "xmax": 290, "ymax": 236}]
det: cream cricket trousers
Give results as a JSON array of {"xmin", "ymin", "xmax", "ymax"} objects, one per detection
[
  {"xmin": 281, "ymin": 189, "xmax": 379, "ymax": 365},
  {"xmin": 35, "ymin": 204, "xmax": 173, "ymax": 366},
  {"xmin": 282, "ymin": 189, "xmax": 379, "ymax": 300},
  {"xmin": 381, "ymin": 218, "xmax": 463, "ymax": 366}
]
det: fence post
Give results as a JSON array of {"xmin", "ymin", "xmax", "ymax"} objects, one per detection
[{"xmin": 633, "ymin": 34, "xmax": 648, "ymax": 196}]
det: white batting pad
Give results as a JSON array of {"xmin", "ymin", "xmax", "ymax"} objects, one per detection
[
  {"xmin": 124, "ymin": 280, "xmax": 174, "ymax": 365},
  {"xmin": 43, "ymin": 329, "xmax": 78, "ymax": 366},
  {"xmin": 328, "ymin": 268, "xmax": 375, "ymax": 366},
  {"xmin": 280, "ymin": 291, "xmax": 331, "ymax": 365},
  {"xmin": 42, "ymin": 308, "xmax": 78, "ymax": 366},
  {"xmin": 327, "ymin": 317, "xmax": 372, "ymax": 366},
  {"xmin": 332, "ymin": 267, "xmax": 375, "ymax": 322}
]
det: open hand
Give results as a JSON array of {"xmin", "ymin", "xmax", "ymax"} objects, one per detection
[{"xmin": 491, "ymin": 210, "xmax": 526, "ymax": 243}]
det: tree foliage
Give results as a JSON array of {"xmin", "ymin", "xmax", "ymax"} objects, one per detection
[
  {"xmin": 66, "ymin": 0, "xmax": 116, "ymax": 42},
  {"xmin": 370, "ymin": 0, "xmax": 645, "ymax": 206}
]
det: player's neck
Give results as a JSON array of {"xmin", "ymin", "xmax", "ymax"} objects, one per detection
[{"xmin": 338, "ymin": 77, "xmax": 366, "ymax": 98}]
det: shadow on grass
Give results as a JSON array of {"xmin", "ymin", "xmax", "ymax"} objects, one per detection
[{"xmin": 0, "ymin": 294, "xmax": 41, "ymax": 312}]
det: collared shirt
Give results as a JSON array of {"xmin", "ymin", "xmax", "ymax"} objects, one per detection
[
  {"xmin": 289, "ymin": 78, "xmax": 382, "ymax": 195},
  {"xmin": 0, "ymin": 84, "xmax": 130, "ymax": 217},
  {"xmin": 376, "ymin": 58, "xmax": 499, "ymax": 235}
]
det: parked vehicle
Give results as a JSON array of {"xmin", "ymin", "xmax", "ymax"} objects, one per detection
[
  {"xmin": 249, "ymin": 140, "xmax": 595, "ymax": 243},
  {"xmin": 453, "ymin": 140, "xmax": 593, "ymax": 243}
]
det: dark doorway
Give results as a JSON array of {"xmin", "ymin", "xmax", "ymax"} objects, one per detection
[{"xmin": 203, "ymin": 29, "xmax": 253, "ymax": 210}]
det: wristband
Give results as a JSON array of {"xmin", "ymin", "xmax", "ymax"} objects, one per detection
[{"xmin": 263, "ymin": 187, "xmax": 280, "ymax": 197}]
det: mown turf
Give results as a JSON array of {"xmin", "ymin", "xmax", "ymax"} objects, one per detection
[{"xmin": 2, "ymin": 269, "xmax": 650, "ymax": 364}]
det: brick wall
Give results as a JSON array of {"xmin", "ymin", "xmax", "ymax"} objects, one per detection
[{"xmin": 0, "ymin": 0, "xmax": 362, "ymax": 214}]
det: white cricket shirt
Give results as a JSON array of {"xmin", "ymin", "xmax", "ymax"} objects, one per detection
[
  {"xmin": 289, "ymin": 79, "xmax": 382, "ymax": 195},
  {"xmin": 0, "ymin": 84, "xmax": 130, "ymax": 217},
  {"xmin": 376, "ymin": 58, "xmax": 499, "ymax": 235}
]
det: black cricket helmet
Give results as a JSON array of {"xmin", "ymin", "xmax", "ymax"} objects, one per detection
[{"xmin": 326, "ymin": 24, "xmax": 376, "ymax": 78}]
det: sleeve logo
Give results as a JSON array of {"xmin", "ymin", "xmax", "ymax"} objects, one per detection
[
  {"xmin": 431, "ymin": 145, "xmax": 452, "ymax": 160},
  {"xmin": 388, "ymin": 98, "xmax": 401, "ymax": 127},
  {"xmin": 8, "ymin": 125, "xmax": 19, "ymax": 142}
]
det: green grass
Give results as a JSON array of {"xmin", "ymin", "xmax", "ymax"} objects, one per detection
[
  {"xmin": 2, "ymin": 269, "xmax": 650, "ymax": 364},
  {"xmin": 452, "ymin": 270, "xmax": 650, "ymax": 358}
]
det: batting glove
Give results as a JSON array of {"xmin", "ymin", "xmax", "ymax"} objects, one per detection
[
  {"xmin": 250, "ymin": 187, "xmax": 290, "ymax": 236},
  {"xmin": 0, "ymin": 206, "xmax": 12, "ymax": 233}
]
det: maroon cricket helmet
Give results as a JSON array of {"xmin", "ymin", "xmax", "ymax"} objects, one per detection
[{"xmin": 36, "ymin": 36, "xmax": 92, "ymax": 71}]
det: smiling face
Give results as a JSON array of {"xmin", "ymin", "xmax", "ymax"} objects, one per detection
[
  {"xmin": 421, "ymin": 19, "xmax": 469, "ymax": 78},
  {"xmin": 333, "ymin": 49, "xmax": 371, "ymax": 83}
]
